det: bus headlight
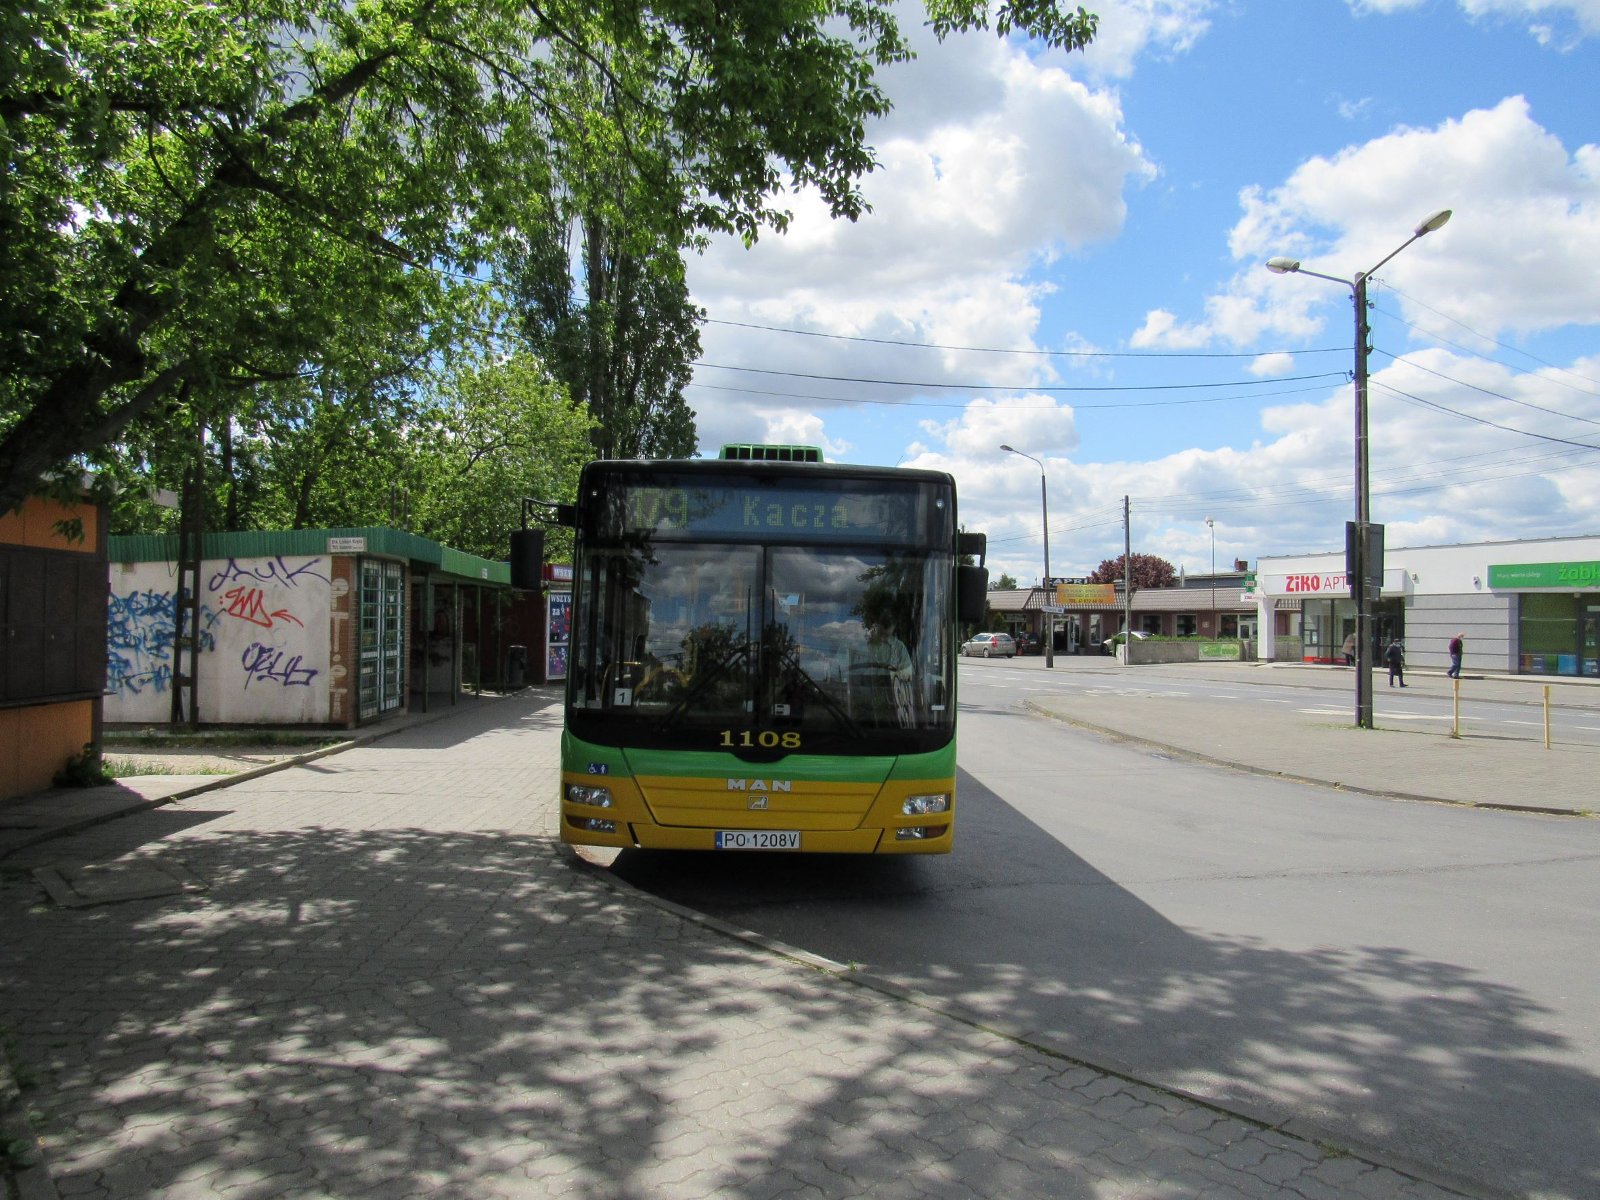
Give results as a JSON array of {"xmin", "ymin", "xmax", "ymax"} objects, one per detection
[
  {"xmin": 567, "ymin": 783, "xmax": 614, "ymax": 808},
  {"xmin": 902, "ymin": 793, "xmax": 949, "ymax": 816}
]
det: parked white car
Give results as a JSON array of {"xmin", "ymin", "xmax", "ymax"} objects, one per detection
[{"xmin": 961, "ymin": 632, "xmax": 1017, "ymax": 658}]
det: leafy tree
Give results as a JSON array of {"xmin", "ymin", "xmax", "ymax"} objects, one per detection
[
  {"xmin": 1088, "ymin": 553, "xmax": 1178, "ymax": 590},
  {"xmin": 406, "ymin": 351, "xmax": 593, "ymax": 561},
  {"xmin": 1, "ymin": 0, "xmax": 1096, "ymax": 515},
  {"xmin": 992, "ymin": 573, "xmax": 1019, "ymax": 590},
  {"xmin": 99, "ymin": 280, "xmax": 466, "ymax": 536},
  {"xmin": 509, "ymin": 205, "xmax": 702, "ymax": 461}
]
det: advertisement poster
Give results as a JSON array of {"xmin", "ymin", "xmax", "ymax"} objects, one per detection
[{"xmin": 546, "ymin": 590, "xmax": 571, "ymax": 681}]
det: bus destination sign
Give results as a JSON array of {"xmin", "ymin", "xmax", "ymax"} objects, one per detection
[{"xmin": 609, "ymin": 482, "xmax": 935, "ymax": 544}]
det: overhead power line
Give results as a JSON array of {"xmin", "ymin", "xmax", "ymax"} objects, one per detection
[
  {"xmin": 685, "ymin": 379, "xmax": 1339, "ymax": 411},
  {"xmin": 691, "ymin": 362, "xmax": 1349, "ymax": 393},
  {"xmin": 1369, "ymin": 347, "xmax": 1600, "ymax": 427},
  {"xmin": 1378, "ymin": 285, "xmax": 1600, "ymax": 394},
  {"xmin": 703, "ymin": 316, "xmax": 1349, "ymax": 360},
  {"xmin": 1372, "ymin": 381, "xmax": 1600, "ymax": 452}
]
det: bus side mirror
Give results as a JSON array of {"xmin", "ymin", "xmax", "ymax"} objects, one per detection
[
  {"xmin": 957, "ymin": 565, "xmax": 989, "ymax": 625},
  {"xmin": 510, "ymin": 528, "xmax": 545, "ymax": 590},
  {"xmin": 957, "ymin": 531, "xmax": 987, "ymax": 565}
]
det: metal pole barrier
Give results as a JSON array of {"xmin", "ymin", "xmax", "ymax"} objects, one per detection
[
  {"xmin": 1544, "ymin": 685, "xmax": 1552, "ymax": 750},
  {"xmin": 1451, "ymin": 676, "xmax": 1461, "ymax": 739}
]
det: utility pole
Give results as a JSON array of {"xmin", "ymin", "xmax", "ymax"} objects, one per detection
[
  {"xmin": 1266, "ymin": 208, "xmax": 1452, "ymax": 729},
  {"xmin": 1122, "ymin": 496, "xmax": 1132, "ymax": 644}
]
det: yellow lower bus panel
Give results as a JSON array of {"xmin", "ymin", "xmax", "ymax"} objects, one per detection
[{"xmin": 559, "ymin": 769, "xmax": 954, "ymax": 854}]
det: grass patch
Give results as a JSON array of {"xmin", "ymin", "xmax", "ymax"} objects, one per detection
[
  {"xmin": 103, "ymin": 758, "xmax": 243, "ymax": 779},
  {"xmin": 105, "ymin": 730, "xmax": 342, "ymax": 750},
  {"xmin": 103, "ymin": 729, "xmax": 344, "ymax": 755},
  {"xmin": 52, "ymin": 743, "xmax": 114, "ymax": 788}
]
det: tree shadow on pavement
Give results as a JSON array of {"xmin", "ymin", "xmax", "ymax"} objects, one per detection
[
  {"xmin": 1, "ymin": 824, "xmax": 1273, "ymax": 1200},
  {"xmin": 611, "ymin": 777, "xmax": 1600, "ymax": 1200},
  {"xmin": 0, "ymin": 688, "xmax": 1580, "ymax": 1199}
]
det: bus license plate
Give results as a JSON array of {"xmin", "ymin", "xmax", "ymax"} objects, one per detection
[{"xmin": 714, "ymin": 830, "xmax": 801, "ymax": 851}]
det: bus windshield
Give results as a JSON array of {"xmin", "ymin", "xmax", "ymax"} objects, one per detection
[{"xmin": 569, "ymin": 541, "xmax": 954, "ymax": 755}]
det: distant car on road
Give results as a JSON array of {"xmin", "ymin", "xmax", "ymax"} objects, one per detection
[
  {"xmin": 1016, "ymin": 631, "xmax": 1042, "ymax": 655},
  {"xmin": 1102, "ymin": 630, "xmax": 1150, "ymax": 654},
  {"xmin": 961, "ymin": 632, "xmax": 1017, "ymax": 658}
]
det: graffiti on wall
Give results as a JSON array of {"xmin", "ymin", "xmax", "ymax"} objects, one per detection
[
  {"xmin": 208, "ymin": 555, "xmax": 329, "ymax": 594},
  {"xmin": 107, "ymin": 555, "xmax": 334, "ymax": 724},
  {"xmin": 108, "ymin": 589, "xmax": 186, "ymax": 696},
  {"xmin": 241, "ymin": 643, "xmax": 319, "ymax": 688}
]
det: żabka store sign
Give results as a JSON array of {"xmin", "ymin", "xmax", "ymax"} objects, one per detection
[{"xmin": 1263, "ymin": 572, "xmax": 1351, "ymax": 596}]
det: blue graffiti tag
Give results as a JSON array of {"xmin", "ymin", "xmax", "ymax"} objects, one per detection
[
  {"xmin": 106, "ymin": 653, "xmax": 174, "ymax": 696},
  {"xmin": 208, "ymin": 555, "xmax": 330, "ymax": 594},
  {"xmin": 240, "ymin": 642, "xmax": 319, "ymax": 689},
  {"xmin": 107, "ymin": 590, "xmax": 176, "ymax": 695}
]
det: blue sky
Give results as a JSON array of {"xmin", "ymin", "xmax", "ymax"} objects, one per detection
[{"xmin": 681, "ymin": 0, "xmax": 1600, "ymax": 588}]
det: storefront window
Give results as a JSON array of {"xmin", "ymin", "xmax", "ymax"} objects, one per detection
[
  {"xmin": 1519, "ymin": 593, "xmax": 1582, "ymax": 675},
  {"xmin": 1302, "ymin": 599, "xmax": 1337, "ymax": 661}
]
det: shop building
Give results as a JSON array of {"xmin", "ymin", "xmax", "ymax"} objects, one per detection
[
  {"xmin": 2, "ymin": 490, "xmax": 108, "ymax": 801},
  {"xmin": 1255, "ymin": 534, "xmax": 1600, "ymax": 677},
  {"xmin": 985, "ymin": 579, "xmax": 1262, "ymax": 654},
  {"xmin": 106, "ymin": 527, "xmax": 556, "ymax": 730}
]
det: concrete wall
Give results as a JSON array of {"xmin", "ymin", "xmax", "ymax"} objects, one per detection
[
  {"xmin": 107, "ymin": 554, "xmax": 333, "ymax": 725},
  {"xmin": 1123, "ymin": 640, "xmax": 1248, "ymax": 664}
]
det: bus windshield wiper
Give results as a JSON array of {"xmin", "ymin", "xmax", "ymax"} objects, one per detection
[
  {"xmin": 656, "ymin": 640, "xmax": 753, "ymax": 730},
  {"xmin": 776, "ymin": 649, "xmax": 861, "ymax": 737}
]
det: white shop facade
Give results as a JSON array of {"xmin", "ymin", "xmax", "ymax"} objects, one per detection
[{"xmin": 1254, "ymin": 534, "xmax": 1600, "ymax": 677}]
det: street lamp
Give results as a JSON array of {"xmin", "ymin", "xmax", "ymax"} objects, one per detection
[
  {"xmin": 1205, "ymin": 517, "xmax": 1215, "ymax": 636},
  {"xmin": 1266, "ymin": 208, "xmax": 1452, "ymax": 729},
  {"xmin": 1001, "ymin": 444, "xmax": 1054, "ymax": 668}
]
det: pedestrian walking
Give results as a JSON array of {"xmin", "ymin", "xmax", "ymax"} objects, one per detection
[
  {"xmin": 1447, "ymin": 632, "xmax": 1464, "ymax": 678},
  {"xmin": 1342, "ymin": 631, "xmax": 1356, "ymax": 665},
  {"xmin": 1386, "ymin": 638, "xmax": 1405, "ymax": 687}
]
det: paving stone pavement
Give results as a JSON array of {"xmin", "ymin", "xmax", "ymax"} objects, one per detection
[{"xmin": 1, "ymin": 689, "xmax": 1485, "ymax": 1199}]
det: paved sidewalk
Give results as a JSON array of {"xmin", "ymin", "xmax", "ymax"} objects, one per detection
[
  {"xmin": 0, "ymin": 682, "xmax": 1537, "ymax": 1199},
  {"xmin": 1011, "ymin": 659, "xmax": 1600, "ymax": 817}
]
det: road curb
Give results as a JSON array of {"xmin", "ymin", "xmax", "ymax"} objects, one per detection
[{"xmin": 557, "ymin": 843, "xmax": 1510, "ymax": 1199}]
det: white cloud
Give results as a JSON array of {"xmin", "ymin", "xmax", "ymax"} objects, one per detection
[
  {"xmin": 1067, "ymin": 0, "xmax": 1217, "ymax": 80},
  {"xmin": 676, "ymin": 5, "xmax": 1600, "ymax": 590},
  {"xmin": 920, "ymin": 395, "xmax": 1082, "ymax": 460},
  {"xmin": 1134, "ymin": 96, "xmax": 1600, "ymax": 349},
  {"xmin": 1249, "ymin": 353, "xmax": 1296, "ymax": 377},
  {"xmin": 1351, "ymin": 0, "xmax": 1600, "ymax": 40},
  {"xmin": 688, "ymin": 17, "xmax": 1157, "ymax": 457},
  {"xmin": 951, "ymin": 341, "xmax": 1600, "ymax": 586}
]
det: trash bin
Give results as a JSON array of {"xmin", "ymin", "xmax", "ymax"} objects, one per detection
[{"xmin": 507, "ymin": 644, "xmax": 528, "ymax": 688}]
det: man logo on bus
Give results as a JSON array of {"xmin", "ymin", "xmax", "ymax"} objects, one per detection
[
  {"xmin": 726, "ymin": 779, "xmax": 792, "ymax": 793},
  {"xmin": 748, "ymin": 796, "xmax": 769, "ymax": 810}
]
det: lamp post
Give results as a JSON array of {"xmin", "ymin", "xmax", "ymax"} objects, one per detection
[
  {"xmin": 1001, "ymin": 444, "xmax": 1053, "ymax": 668},
  {"xmin": 1205, "ymin": 517, "xmax": 1215, "ymax": 636},
  {"xmin": 1266, "ymin": 208, "xmax": 1452, "ymax": 729}
]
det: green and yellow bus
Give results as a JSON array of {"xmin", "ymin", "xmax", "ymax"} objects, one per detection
[{"xmin": 517, "ymin": 445, "xmax": 988, "ymax": 854}]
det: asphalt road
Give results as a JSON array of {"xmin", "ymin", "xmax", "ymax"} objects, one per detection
[{"xmin": 610, "ymin": 665, "xmax": 1600, "ymax": 1200}]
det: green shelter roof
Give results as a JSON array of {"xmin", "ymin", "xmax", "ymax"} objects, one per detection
[{"xmin": 108, "ymin": 527, "xmax": 511, "ymax": 586}]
